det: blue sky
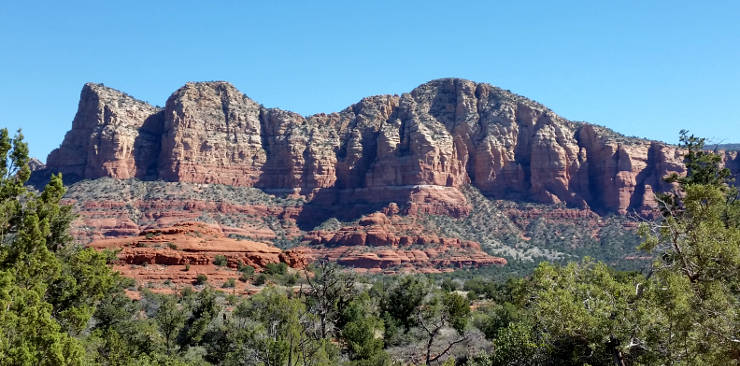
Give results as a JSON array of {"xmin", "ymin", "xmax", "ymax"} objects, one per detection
[{"xmin": 1, "ymin": 1, "xmax": 738, "ymax": 160}]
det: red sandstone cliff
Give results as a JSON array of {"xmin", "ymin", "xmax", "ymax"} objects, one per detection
[
  {"xmin": 42, "ymin": 79, "xmax": 737, "ymax": 219},
  {"xmin": 46, "ymin": 83, "xmax": 164, "ymax": 180}
]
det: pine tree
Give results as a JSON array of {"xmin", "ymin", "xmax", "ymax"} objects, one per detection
[
  {"xmin": 639, "ymin": 130, "xmax": 740, "ymax": 364},
  {"xmin": 0, "ymin": 129, "xmax": 118, "ymax": 365}
]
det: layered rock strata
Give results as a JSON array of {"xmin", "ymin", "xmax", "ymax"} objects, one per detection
[
  {"xmin": 88, "ymin": 222, "xmax": 310, "ymax": 293},
  {"xmin": 44, "ymin": 79, "xmax": 737, "ymax": 217},
  {"xmin": 88, "ymin": 222, "xmax": 297, "ymax": 268},
  {"xmin": 47, "ymin": 83, "xmax": 164, "ymax": 180},
  {"xmin": 303, "ymin": 212, "xmax": 506, "ymax": 273}
]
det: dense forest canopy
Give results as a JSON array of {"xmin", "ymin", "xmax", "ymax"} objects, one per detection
[{"xmin": 0, "ymin": 128, "xmax": 738, "ymax": 365}]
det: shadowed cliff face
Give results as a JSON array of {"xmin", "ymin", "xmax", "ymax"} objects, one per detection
[{"xmin": 43, "ymin": 78, "xmax": 733, "ymax": 219}]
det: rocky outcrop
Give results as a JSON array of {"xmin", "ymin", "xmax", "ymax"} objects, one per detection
[
  {"xmin": 318, "ymin": 247, "xmax": 506, "ymax": 274},
  {"xmin": 158, "ymin": 82, "xmax": 266, "ymax": 186},
  {"xmin": 42, "ymin": 79, "xmax": 738, "ymax": 219},
  {"xmin": 303, "ymin": 212, "xmax": 507, "ymax": 273},
  {"xmin": 68, "ymin": 197, "xmax": 300, "ymax": 243},
  {"xmin": 47, "ymin": 83, "xmax": 163, "ymax": 181},
  {"xmin": 305, "ymin": 212, "xmax": 478, "ymax": 248},
  {"xmin": 88, "ymin": 222, "xmax": 289, "ymax": 268},
  {"xmin": 28, "ymin": 158, "xmax": 45, "ymax": 171},
  {"xmin": 723, "ymin": 151, "xmax": 740, "ymax": 184},
  {"xmin": 87, "ymin": 216, "xmax": 502, "ymax": 287},
  {"xmin": 88, "ymin": 222, "xmax": 312, "ymax": 292}
]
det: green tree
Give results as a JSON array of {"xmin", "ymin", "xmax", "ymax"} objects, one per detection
[
  {"xmin": 473, "ymin": 302, "xmax": 521, "ymax": 341},
  {"xmin": 339, "ymin": 293, "xmax": 389, "ymax": 365},
  {"xmin": 524, "ymin": 260, "xmax": 643, "ymax": 365},
  {"xmin": 418, "ymin": 291, "xmax": 471, "ymax": 365},
  {"xmin": 488, "ymin": 322, "xmax": 541, "ymax": 366},
  {"xmin": 178, "ymin": 287, "xmax": 221, "ymax": 350},
  {"xmin": 492, "ymin": 131, "xmax": 740, "ymax": 365},
  {"xmin": 0, "ymin": 129, "xmax": 117, "ymax": 365},
  {"xmin": 225, "ymin": 287, "xmax": 337, "ymax": 366},
  {"xmin": 379, "ymin": 276, "xmax": 426, "ymax": 332},
  {"xmin": 304, "ymin": 261, "xmax": 357, "ymax": 339},
  {"xmin": 155, "ymin": 295, "xmax": 187, "ymax": 355},
  {"xmin": 638, "ymin": 131, "xmax": 740, "ymax": 364},
  {"xmin": 440, "ymin": 278, "xmax": 457, "ymax": 293}
]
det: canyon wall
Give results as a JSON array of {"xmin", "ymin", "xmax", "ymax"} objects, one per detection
[{"xmin": 44, "ymin": 78, "xmax": 735, "ymax": 217}]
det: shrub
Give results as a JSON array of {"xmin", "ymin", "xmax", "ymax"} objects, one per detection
[
  {"xmin": 284, "ymin": 273, "xmax": 297, "ymax": 286},
  {"xmin": 238, "ymin": 263, "xmax": 255, "ymax": 276},
  {"xmin": 264, "ymin": 262, "xmax": 287, "ymax": 275},
  {"xmin": 441, "ymin": 278, "xmax": 458, "ymax": 292},
  {"xmin": 467, "ymin": 290, "xmax": 479, "ymax": 301},
  {"xmin": 222, "ymin": 278, "xmax": 236, "ymax": 288},
  {"xmin": 239, "ymin": 263, "xmax": 254, "ymax": 275},
  {"xmin": 166, "ymin": 242, "xmax": 177, "ymax": 250},
  {"xmin": 181, "ymin": 286, "xmax": 194, "ymax": 297},
  {"xmin": 213, "ymin": 255, "xmax": 228, "ymax": 267},
  {"xmin": 238, "ymin": 264, "xmax": 255, "ymax": 282},
  {"xmin": 194, "ymin": 274, "xmax": 208, "ymax": 285},
  {"xmin": 253, "ymin": 274, "xmax": 267, "ymax": 286}
]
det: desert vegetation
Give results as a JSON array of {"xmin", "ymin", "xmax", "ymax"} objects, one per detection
[{"xmin": 419, "ymin": 187, "xmax": 646, "ymax": 274}]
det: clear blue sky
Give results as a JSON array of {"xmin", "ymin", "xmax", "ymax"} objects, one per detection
[{"xmin": 1, "ymin": 1, "xmax": 739, "ymax": 160}]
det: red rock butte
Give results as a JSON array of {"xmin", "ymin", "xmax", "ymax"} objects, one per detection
[
  {"xmin": 30, "ymin": 78, "xmax": 740, "ymax": 280},
  {"xmin": 39, "ymin": 78, "xmax": 740, "ymax": 217}
]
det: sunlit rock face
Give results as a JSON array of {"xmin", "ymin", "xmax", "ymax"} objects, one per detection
[
  {"xmin": 46, "ymin": 78, "xmax": 737, "ymax": 216},
  {"xmin": 47, "ymin": 82, "xmax": 164, "ymax": 181}
]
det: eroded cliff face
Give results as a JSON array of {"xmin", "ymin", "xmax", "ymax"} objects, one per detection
[
  {"xmin": 158, "ymin": 82, "xmax": 266, "ymax": 186},
  {"xmin": 47, "ymin": 83, "xmax": 164, "ymax": 181},
  {"xmin": 45, "ymin": 78, "xmax": 732, "ymax": 217}
]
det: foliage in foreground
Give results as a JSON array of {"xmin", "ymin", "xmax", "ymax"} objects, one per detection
[
  {"xmin": 0, "ymin": 129, "xmax": 118, "ymax": 365},
  {"xmin": 465, "ymin": 131, "xmax": 739, "ymax": 365}
]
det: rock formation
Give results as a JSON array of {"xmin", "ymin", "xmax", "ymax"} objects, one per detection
[
  {"xmin": 47, "ymin": 83, "xmax": 164, "ymax": 181},
  {"xmin": 88, "ymin": 219, "xmax": 502, "ymax": 292},
  {"xmin": 88, "ymin": 222, "xmax": 310, "ymax": 294},
  {"xmin": 304, "ymin": 212, "xmax": 507, "ymax": 273},
  {"xmin": 44, "ymin": 78, "xmax": 735, "ymax": 220},
  {"xmin": 28, "ymin": 158, "xmax": 45, "ymax": 171},
  {"xmin": 37, "ymin": 78, "xmax": 740, "ymax": 284}
]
